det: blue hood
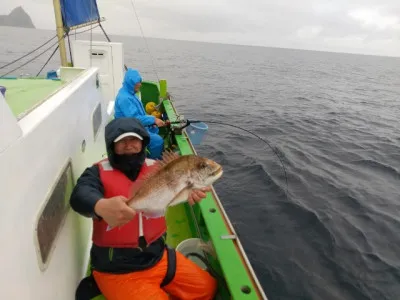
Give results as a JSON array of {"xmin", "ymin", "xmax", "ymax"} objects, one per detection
[
  {"xmin": 114, "ymin": 68, "xmax": 157, "ymax": 128},
  {"xmin": 122, "ymin": 68, "xmax": 142, "ymax": 93}
]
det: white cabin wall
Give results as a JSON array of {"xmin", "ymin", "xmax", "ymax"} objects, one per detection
[
  {"xmin": 71, "ymin": 40, "xmax": 124, "ymax": 116},
  {"xmin": 0, "ymin": 67, "xmax": 111, "ymax": 299}
]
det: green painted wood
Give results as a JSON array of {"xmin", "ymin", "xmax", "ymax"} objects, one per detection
[
  {"xmin": 163, "ymin": 99, "xmax": 262, "ymax": 299},
  {"xmin": 79, "ymin": 80, "xmax": 264, "ymax": 300},
  {"xmin": 0, "ymin": 78, "xmax": 63, "ymax": 118},
  {"xmin": 159, "ymin": 79, "xmax": 167, "ymax": 99},
  {"xmin": 140, "ymin": 81, "xmax": 160, "ymax": 106},
  {"xmin": 165, "ymin": 203, "xmax": 195, "ymax": 248}
]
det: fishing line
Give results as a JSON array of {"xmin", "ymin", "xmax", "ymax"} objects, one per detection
[
  {"xmin": 166, "ymin": 119, "xmax": 289, "ymax": 200},
  {"xmin": 128, "ymin": 0, "xmax": 161, "ymax": 82}
]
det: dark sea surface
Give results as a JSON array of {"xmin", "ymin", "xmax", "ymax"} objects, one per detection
[{"xmin": 2, "ymin": 26, "xmax": 400, "ymax": 300}]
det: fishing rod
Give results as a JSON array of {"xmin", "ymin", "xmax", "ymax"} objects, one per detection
[{"xmin": 149, "ymin": 119, "xmax": 289, "ymax": 200}]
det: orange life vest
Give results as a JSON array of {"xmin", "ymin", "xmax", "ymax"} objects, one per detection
[{"xmin": 92, "ymin": 158, "xmax": 167, "ymax": 248}]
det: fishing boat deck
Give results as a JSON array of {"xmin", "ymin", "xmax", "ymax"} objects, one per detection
[
  {"xmin": 165, "ymin": 204, "xmax": 195, "ymax": 248},
  {"xmin": 0, "ymin": 77, "xmax": 64, "ymax": 118}
]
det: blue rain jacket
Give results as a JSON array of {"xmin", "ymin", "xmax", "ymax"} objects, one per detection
[{"xmin": 114, "ymin": 69, "xmax": 157, "ymax": 132}]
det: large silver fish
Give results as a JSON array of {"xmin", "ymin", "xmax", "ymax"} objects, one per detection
[{"xmin": 127, "ymin": 150, "xmax": 223, "ymax": 218}]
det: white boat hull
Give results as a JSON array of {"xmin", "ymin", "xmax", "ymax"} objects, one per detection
[{"xmin": 0, "ymin": 67, "xmax": 110, "ymax": 299}]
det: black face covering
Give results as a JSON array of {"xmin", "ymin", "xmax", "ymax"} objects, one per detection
[
  {"xmin": 104, "ymin": 118, "xmax": 151, "ymax": 181},
  {"xmin": 110, "ymin": 151, "xmax": 146, "ymax": 181}
]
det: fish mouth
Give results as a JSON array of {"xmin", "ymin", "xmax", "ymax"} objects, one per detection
[{"xmin": 211, "ymin": 166, "xmax": 223, "ymax": 176}]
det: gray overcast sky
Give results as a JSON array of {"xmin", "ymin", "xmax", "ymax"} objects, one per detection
[{"xmin": 2, "ymin": 0, "xmax": 400, "ymax": 57}]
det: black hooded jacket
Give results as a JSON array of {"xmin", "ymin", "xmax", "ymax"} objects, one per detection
[
  {"xmin": 69, "ymin": 117, "xmax": 165, "ymax": 273},
  {"xmin": 70, "ymin": 117, "xmax": 150, "ymax": 217}
]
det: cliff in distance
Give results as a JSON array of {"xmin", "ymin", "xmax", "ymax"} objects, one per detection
[{"xmin": 0, "ymin": 6, "xmax": 35, "ymax": 28}]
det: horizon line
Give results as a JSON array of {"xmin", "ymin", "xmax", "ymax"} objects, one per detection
[{"xmin": 2, "ymin": 25, "xmax": 400, "ymax": 59}]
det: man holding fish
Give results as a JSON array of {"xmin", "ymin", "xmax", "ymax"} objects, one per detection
[{"xmin": 70, "ymin": 117, "xmax": 222, "ymax": 299}]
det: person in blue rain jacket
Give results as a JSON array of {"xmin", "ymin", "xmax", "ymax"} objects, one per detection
[{"xmin": 114, "ymin": 68, "xmax": 165, "ymax": 159}]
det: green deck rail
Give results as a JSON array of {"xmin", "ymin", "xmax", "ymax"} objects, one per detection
[
  {"xmin": 162, "ymin": 97, "xmax": 263, "ymax": 299},
  {"xmin": 83, "ymin": 79, "xmax": 264, "ymax": 300}
]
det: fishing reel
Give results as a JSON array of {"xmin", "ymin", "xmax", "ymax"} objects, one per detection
[
  {"xmin": 161, "ymin": 118, "xmax": 198, "ymax": 152},
  {"xmin": 164, "ymin": 119, "xmax": 191, "ymax": 135}
]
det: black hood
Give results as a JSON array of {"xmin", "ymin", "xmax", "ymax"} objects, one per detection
[{"xmin": 105, "ymin": 118, "xmax": 151, "ymax": 180}]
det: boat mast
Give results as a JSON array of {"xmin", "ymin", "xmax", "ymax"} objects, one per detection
[{"xmin": 52, "ymin": 0, "xmax": 68, "ymax": 67}]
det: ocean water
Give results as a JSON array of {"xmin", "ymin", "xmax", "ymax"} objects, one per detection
[{"xmin": 2, "ymin": 26, "xmax": 400, "ymax": 300}]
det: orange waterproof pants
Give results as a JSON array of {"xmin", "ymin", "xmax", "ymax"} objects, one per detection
[{"xmin": 93, "ymin": 249, "xmax": 217, "ymax": 300}]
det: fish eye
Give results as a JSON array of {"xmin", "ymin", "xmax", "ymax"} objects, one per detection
[{"xmin": 198, "ymin": 161, "xmax": 208, "ymax": 169}]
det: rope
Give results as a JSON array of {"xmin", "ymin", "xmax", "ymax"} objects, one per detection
[
  {"xmin": 35, "ymin": 45, "xmax": 59, "ymax": 77},
  {"xmin": 0, "ymin": 34, "xmax": 66, "ymax": 78},
  {"xmin": 0, "ymin": 34, "xmax": 57, "ymax": 70},
  {"xmin": 75, "ymin": 24, "xmax": 100, "ymax": 34},
  {"xmin": 128, "ymin": 0, "xmax": 160, "ymax": 82},
  {"xmin": 0, "ymin": 25, "xmax": 104, "ymax": 78},
  {"xmin": 67, "ymin": 32, "xmax": 73, "ymax": 66},
  {"xmin": 98, "ymin": 22, "xmax": 111, "ymax": 42},
  {"xmin": 63, "ymin": 24, "xmax": 101, "ymax": 36}
]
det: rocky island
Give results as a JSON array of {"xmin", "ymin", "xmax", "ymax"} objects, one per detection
[{"xmin": 0, "ymin": 6, "xmax": 35, "ymax": 28}]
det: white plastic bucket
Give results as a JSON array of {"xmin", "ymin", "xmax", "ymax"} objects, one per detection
[{"xmin": 175, "ymin": 238, "xmax": 207, "ymax": 269}]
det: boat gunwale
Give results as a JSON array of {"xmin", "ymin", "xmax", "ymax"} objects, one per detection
[{"xmin": 163, "ymin": 96, "xmax": 268, "ymax": 300}]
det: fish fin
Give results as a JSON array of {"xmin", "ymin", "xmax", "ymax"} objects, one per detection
[
  {"xmin": 159, "ymin": 149, "xmax": 181, "ymax": 167},
  {"xmin": 168, "ymin": 188, "xmax": 191, "ymax": 207},
  {"xmin": 137, "ymin": 160, "xmax": 164, "ymax": 182},
  {"xmin": 128, "ymin": 164, "xmax": 160, "ymax": 202},
  {"xmin": 127, "ymin": 177, "xmax": 147, "ymax": 203}
]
